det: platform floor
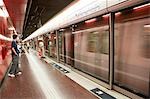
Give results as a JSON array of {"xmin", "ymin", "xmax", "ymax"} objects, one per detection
[{"xmin": 0, "ymin": 52, "xmax": 98, "ymax": 99}]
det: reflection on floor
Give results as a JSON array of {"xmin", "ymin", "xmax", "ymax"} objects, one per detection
[
  {"xmin": 0, "ymin": 51, "xmax": 98, "ymax": 99},
  {"xmin": 42, "ymin": 50, "xmax": 130, "ymax": 99}
]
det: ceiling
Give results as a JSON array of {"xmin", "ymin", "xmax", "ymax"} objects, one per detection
[
  {"xmin": 22, "ymin": 0, "xmax": 74, "ymax": 39},
  {"xmin": 3, "ymin": 0, "xmax": 28, "ymax": 35},
  {"xmin": 3, "ymin": 0, "xmax": 74, "ymax": 39}
]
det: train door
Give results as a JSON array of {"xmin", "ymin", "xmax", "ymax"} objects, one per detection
[{"xmin": 73, "ymin": 13, "xmax": 110, "ymax": 86}]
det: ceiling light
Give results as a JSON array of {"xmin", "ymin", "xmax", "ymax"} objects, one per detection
[
  {"xmin": 85, "ymin": 18, "xmax": 97, "ymax": 23},
  {"xmin": 144, "ymin": 24, "xmax": 150, "ymax": 28},
  {"xmin": 133, "ymin": 3, "xmax": 150, "ymax": 10},
  {"xmin": 102, "ymin": 14, "xmax": 109, "ymax": 17},
  {"xmin": 115, "ymin": 12, "xmax": 121, "ymax": 16}
]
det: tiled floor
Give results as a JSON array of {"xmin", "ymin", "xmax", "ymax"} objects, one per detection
[
  {"xmin": 43, "ymin": 53, "xmax": 130, "ymax": 99},
  {"xmin": 0, "ymin": 52, "xmax": 98, "ymax": 99}
]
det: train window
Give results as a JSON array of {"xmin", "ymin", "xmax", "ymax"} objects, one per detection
[
  {"xmin": 87, "ymin": 30, "xmax": 109, "ymax": 55},
  {"xmin": 87, "ymin": 31, "xmax": 98, "ymax": 52}
]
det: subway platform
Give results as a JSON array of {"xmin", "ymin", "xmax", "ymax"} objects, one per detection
[{"xmin": 0, "ymin": 50, "xmax": 129, "ymax": 99}]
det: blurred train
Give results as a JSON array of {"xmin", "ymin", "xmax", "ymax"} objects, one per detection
[
  {"xmin": 3, "ymin": 0, "xmax": 149, "ymax": 99},
  {"xmin": 32, "ymin": 1, "xmax": 149, "ymax": 98}
]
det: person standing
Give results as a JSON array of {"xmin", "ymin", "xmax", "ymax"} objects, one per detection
[{"xmin": 8, "ymin": 34, "xmax": 22, "ymax": 77}]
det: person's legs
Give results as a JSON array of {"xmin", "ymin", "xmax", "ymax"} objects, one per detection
[
  {"xmin": 8, "ymin": 55, "xmax": 18, "ymax": 77},
  {"xmin": 14, "ymin": 55, "xmax": 21, "ymax": 75}
]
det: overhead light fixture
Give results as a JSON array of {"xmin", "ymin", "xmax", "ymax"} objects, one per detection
[
  {"xmin": 133, "ymin": 3, "xmax": 150, "ymax": 10},
  {"xmin": 72, "ymin": 24, "xmax": 77, "ymax": 28},
  {"xmin": 102, "ymin": 14, "xmax": 109, "ymax": 18},
  {"xmin": 115, "ymin": 12, "xmax": 121, "ymax": 16},
  {"xmin": 85, "ymin": 18, "xmax": 97, "ymax": 23},
  {"xmin": 144, "ymin": 24, "xmax": 150, "ymax": 28}
]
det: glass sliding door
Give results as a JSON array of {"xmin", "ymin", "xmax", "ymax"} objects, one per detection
[
  {"xmin": 58, "ymin": 31, "xmax": 65, "ymax": 63},
  {"xmin": 43, "ymin": 35, "xmax": 49, "ymax": 57},
  {"xmin": 49, "ymin": 33, "xmax": 57, "ymax": 60},
  {"xmin": 114, "ymin": 4, "xmax": 150, "ymax": 98},
  {"xmin": 64, "ymin": 30, "xmax": 74, "ymax": 66},
  {"xmin": 74, "ymin": 15, "xmax": 110, "ymax": 82}
]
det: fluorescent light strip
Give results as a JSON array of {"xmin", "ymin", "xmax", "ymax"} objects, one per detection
[
  {"xmin": 72, "ymin": 26, "xmax": 108, "ymax": 34},
  {"xmin": 115, "ymin": 12, "xmax": 121, "ymax": 16},
  {"xmin": 102, "ymin": 14, "xmax": 109, "ymax": 17},
  {"xmin": 144, "ymin": 24, "xmax": 150, "ymax": 28},
  {"xmin": 133, "ymin": 3, "xmax": 150, "ymax": 10},
  {"xmin": 85, "ymin": 18, "xmax": 97, "ymax": 23}
]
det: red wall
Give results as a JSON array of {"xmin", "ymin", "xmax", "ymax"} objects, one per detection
[{"xmin": 0, "ymin": 16, "xmax": 12, "ymax": 81}]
